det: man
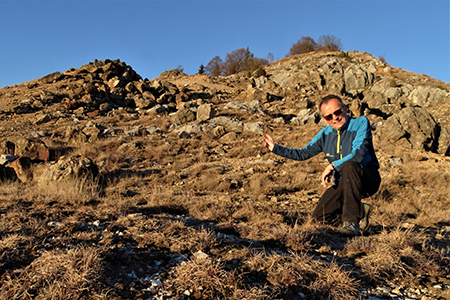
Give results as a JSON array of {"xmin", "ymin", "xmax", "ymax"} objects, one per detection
[{"xmin": 263, "ymin": 94, "xmax": 381, "ymax": 236}]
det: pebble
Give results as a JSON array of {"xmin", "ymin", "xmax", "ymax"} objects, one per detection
[{"xmin": 47, "ymin": 221, "xmax": 62, "ymax": 227}]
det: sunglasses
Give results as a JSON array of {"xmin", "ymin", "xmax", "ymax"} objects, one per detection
[{"xmin": 322, "ymin": 108, "xmax": 343, "ymax": 121}]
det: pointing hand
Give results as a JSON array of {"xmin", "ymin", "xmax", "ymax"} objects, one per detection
[{"xmin": 263, "ymin": 134, "xmax": 275, "ymax": 151}]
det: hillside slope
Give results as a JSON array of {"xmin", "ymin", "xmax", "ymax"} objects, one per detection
[{"xmin": 0, "ymin": 51, "xmax": 449, "ymax": 299}]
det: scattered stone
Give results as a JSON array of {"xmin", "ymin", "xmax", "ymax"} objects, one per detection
[
  {"xmin": 34, "ymin": 113, "xmax": 51, "ymax": 125},
  {"xmin": 174, "ymin": 108, "xmax": 196, "ymax": 124},
  {"xmin": 0, "ymin": 154, "xmax": 16, "ymax": 165},
  {"xmin": 47, "ymin": 221, "xmax": 62, "ymax": 227},
  {"xmin": 16, "ymin": 138, "xmax": 50, "ymax": 161},
  {"xmin": 389, "ymin": 157, "xmax": 403, "ymax": 166}
]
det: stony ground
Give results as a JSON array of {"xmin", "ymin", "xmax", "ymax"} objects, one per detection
[{"xmin": 0, "ymin": 52, "xmax": 449, "ymax": 299}]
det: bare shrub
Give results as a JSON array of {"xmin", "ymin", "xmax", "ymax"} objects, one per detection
[
  {"xmin": 243, "ymin": 251, "xmax": 359, "ymax": 300},
  {"xmin": 169, "ymin": 254, "xmax": 270, "ymax": 299},
  {"xmin": 346, "ymin": 227, "xmax": 448, "ymax": 281},
  {"xmin": 248, "ymin": 173, "xmax": 277, "ymax": 195},
  {"xmin": 270, "ymin": 220, "xmax": 321, "ymax": 251},
  {"xmin": 316, "ymin": 35, "xmax": 343, "ymax": 51},
  {"xmin": 288, "ymin": 36, "xmax": 317, "ymax": 56},
  {"xmin": 309, "ymin": 260, "xmax": 359, "ymax": 300},
  {"xmin": 0, "ymin": 233, "xmax": 35, "ymax": 273},
  {"xmin": 0, "ymin": 246, "xmax": 104, "ymax": 299}
]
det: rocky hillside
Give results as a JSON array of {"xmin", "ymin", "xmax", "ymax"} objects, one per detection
[
  {"xmin": 0, "ymin": 51, "xmax": 449, "ymax": 299},
  {"xmin": 1, "ymin": 51, "xmax": 449, "ymax": 157}
]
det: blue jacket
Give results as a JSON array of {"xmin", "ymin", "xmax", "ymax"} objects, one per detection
[{"xmin": 272, "ymin": 115, "xmax": 380, "ymax": 181}]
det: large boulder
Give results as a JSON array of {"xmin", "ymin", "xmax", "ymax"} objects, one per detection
[
  {"xmin": 378, "ymin": 106, "xmax": 449, "ymax": 154},
  {"xmin": 409, "ymin": 86, "xmax": 450, "ymax": 107},
  {"xmin": 36, "ymin": 155, "xmax": 98, "ymax": 185},
  {"xmin": 174, "ymin": 108, "xmax": 196, "ymax": 124},
  {"xmin": 344, "ymin": 65, "xmax": 375, "ymax": 91}
]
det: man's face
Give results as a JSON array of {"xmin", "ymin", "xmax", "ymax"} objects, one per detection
[{"xmin": 321, "ymin": 98, "xmax": 347, "ymax": 129}]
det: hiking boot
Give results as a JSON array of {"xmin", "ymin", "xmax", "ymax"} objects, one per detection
[
  {"xmin": 339, "ymin": 222, "xmax": 360, "ymax": 236},
  {"xmin": 360, "ymin": 203, "xmax": 373, "ymax": 232}
]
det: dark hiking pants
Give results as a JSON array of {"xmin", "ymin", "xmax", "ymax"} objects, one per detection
[{"xmin": 312, "ymin": 161, "xmax": 381, "ymax": 224}]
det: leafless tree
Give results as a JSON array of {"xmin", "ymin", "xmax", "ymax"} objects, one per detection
[
  {"xmin": 223, "ymin": 48, "xmax": 248, "ymax": 76},
  {"xmin": 205, "ymin": 56, "xmax": 223, "ymax": 76},
  {"xmin": 316, "ymin": 35, "xmax": 343, "ymax": 51}
]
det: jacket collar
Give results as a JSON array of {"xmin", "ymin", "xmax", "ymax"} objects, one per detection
[{"xmin": 332, "ymin": 115, "xmax": 350, "ymax": 132}]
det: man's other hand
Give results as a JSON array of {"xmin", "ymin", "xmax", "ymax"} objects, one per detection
[{"xmin": 321, "ymin": 163, "xmax": 335, "ymax": 188}]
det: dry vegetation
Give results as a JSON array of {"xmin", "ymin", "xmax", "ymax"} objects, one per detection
[
  {"xmin": 1, "ymin": 127, "xmax": 449, "ymax": 299},
  {"xmin": 0, "ymin": 52, "xmax": 450, "ymax": 299}
]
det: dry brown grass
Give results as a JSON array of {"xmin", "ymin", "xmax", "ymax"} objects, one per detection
[
  {"xmin": 1, "ymin": 246, "xmax": 106, "ymax": 299},
  {"xmin": 1, "ymin": 139, "xmax": 449, "ymax": 299},
  {"xmin": 168, "ymin": 254, "xmax": 271, "ymax": 299},
  {"xmin": 243, "ymin": 250, "xmax": 359, "ymax": 300},
  {"xmin": 344, "ymin": 227, "xmax": 449, "ymax": 282}
]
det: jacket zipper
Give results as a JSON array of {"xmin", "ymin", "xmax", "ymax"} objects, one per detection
[{"xmin": 337, "ymin": 130, "xmax": 342, "ymax": 159}]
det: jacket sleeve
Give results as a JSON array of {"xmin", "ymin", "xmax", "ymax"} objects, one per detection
[
  {"xmin": 272, "ymin": 129, "xmax": 325, "ymax": 161},
  {"xmin": 333, "ymin": 117, "xmax": 373, "ymax": 171}
]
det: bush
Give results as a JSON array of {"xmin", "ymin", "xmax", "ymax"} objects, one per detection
[
  {"xmin": 316, "ymin": 35, "xmax": 343, "ymax": 51},
  {"xmin": 253, "ymin": 66, "xmax": 266, "ymax": 78},
  {"xmin": 288, "ymin": 36, "xmax": 317, "ymax": 56},
  {"xmin": 207, "ymin": 47, "xmax": 269, "ymax": 77}
]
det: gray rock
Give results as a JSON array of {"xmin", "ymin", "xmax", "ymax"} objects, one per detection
[
  {"xmin": 125, "ymin": 125, "xmax": 144, "ymax": 136},
  {"xmin": 344, "ymin": 65, "xmax": 375, "ymax": 91},
  {"xmin": 244, "ymin": 122, "xmax": 264, "ymax": 135},
  {"xmin": 0, "ymin": 155, "xmax": 16, "ymax": 165},
  {"xmin": 196, "ymin": 103, "xmax": 215, "ymax": 122},
  {"xmin": 220, "ymin": 132, "xmax": 239, "ymax": 142},
  {"xmin": 175, "ymin": 124, "xmax": 204, "ymax": 134},
  {"xmin": 224, "ymin": 100, "xmax": 265, "ymax": 115},
  {"xmin": 37, "ymin": 155, "xmax": 98, "ymax": 185},
  {"xmin": 32, "ymin": 131, "xmax": 47, "ymax": 138},
  {"xmin": 146, "ymin": 104, "xmax": 168, "ymax": 114},
  {"xmin": 389, "ymin": 158, "xmax": 403, "ymax": 166},
  {"xmin": 409, "ymin": 86, "xmax": 450, "ymax": 107},
  {"xmin": 273, "ymin": 117, "xmax": 285, "ymax": 124},
  {"xmin": 291, "ymin": 109, "xmax": 318, "ymax": 125},
  {"xmin": 34, "ymin": 114, "xmax": 51, "ymax": 125},
  {"xmin": 379, "ymin": 106, "xmax": 447, "ymax": 153},
  {"xmin": 254, "ymin": 76, "xmax": 268, "ymax": 88},
  {"xmin": 208, "ymin": 116, "xmax": 244, "ymax": 132},
  {"xmin": 174, "ymin": 108, "xmax": 196, "ymax": 124}
]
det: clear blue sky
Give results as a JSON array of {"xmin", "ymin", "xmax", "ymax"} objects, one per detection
[{"xmin": 1, "ymin": 0, "xmax": 449, "ymax": 88}]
